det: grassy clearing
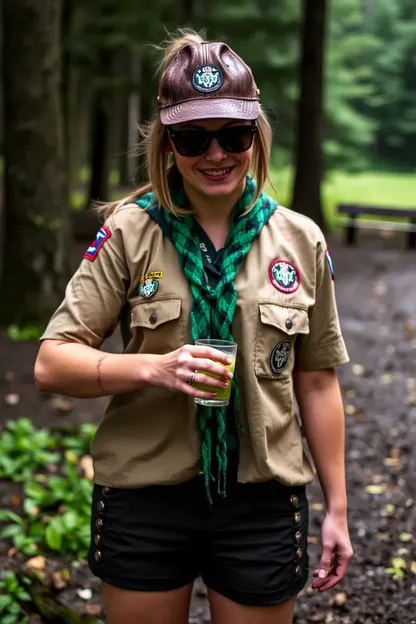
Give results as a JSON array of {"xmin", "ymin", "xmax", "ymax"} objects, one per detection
[{"xmin": 268, "ymin": 168, "xmax": 416, "ymax": 229}]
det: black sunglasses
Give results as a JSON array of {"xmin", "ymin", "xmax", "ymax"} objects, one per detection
[{"xmin": 167, "ymin": 124, "xmax": 257, "ymax": 157}]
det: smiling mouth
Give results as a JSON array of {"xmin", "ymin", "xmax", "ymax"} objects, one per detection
[{"xmin": 198, "ymin": 166, "xmax": 235, "ymax": 178}]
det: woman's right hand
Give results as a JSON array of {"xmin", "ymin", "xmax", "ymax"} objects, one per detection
[{"xmin": 151, "ymin": 344, "xmax": 234, "ymax": 399}]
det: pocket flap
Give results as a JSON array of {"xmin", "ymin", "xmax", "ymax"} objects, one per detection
[
  {"xmin": 131, "ymin": 299, "xmax": 182, "ymax": 329},
  {"xmin": 259, "ymin": 303, "xmax": 309, "ymax": 335}
]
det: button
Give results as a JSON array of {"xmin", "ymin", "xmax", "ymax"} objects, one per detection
[
  {"xmin": 295, "ymin": 547, "xmax": 303, "ymax": 561},
  {"xmin": 95, "ymin": 550, "xmax": 102, "ymax": 563},
  {"xmin": 290, "ymin": 494, "xmax": 299, "ymax": 507},
  {"xmin": 95, "ymin": 518, "xmax": 103, "ymax": 531},
  {"xmin": 295, "ymin": 531, "xmax": 302, "ymax": 543},
  {"xmin": 295, "ymin": 564, "xmax": 302, "ymax": 576},
  {"xmin": 149, "ymin": 312, "xmax": 157, "ymax": 325},
  {"xmin": 285, "ymin": 319, "xmax": 293, "ymax": 330},
  {"xmin": 94, "ymin": 534, "xmax": 101, "ymax": 547},
  {"xmin": 97, "ymin": 501, "xmax": 105, "ymax": 514},
  {"xmin": 102, "ymin": 486, "xmax": 110, "ymax": 496},
  {"xmin": 294, "ymin": 511, "xmax": 302, "ymax": 526}
]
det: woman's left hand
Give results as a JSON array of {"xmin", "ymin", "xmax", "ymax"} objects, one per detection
[{"xmin": 312, "ymin": 511, "xmax": 353, "ymax": 592}]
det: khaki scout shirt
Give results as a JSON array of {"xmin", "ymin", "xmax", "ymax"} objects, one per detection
[{"xmin": 42, "ymin": 200, "xmax": 349, "ymax": 488}]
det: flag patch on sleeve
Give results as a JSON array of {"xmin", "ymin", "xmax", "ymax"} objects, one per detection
[
  {"xmin": 325, "ymin": 248, "xmax": 335, "ymax": 280},
  {"xmin": 83, "ymin": 225, "xmax": 111, "ymax": 261}
]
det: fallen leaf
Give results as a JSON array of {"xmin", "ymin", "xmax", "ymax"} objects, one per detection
[
  {"xmin": 4, "ymin": 393, "xmax": 20, "ymax": 406},
  {"xmin": 397, "ymin": 548, "xmax": 408, "ymax": 556},
  {"xmin": 345, "ymin": 389, "xmax": 356, "ymax": 399},
  {"xmin": 384, "ymin": 457, "xmax": 400, "ymax": 467},
  {"xmin": 11, "ymin": 496, "xmax": 20, "ymax": 507},
  {"xmin": 411, "ymin": 562, "xmax": 416, "ymax": 575},
  {"xmin": 377, "ymin": 532, "xmax": 391, "ymax": 541},
  {"xmin": 80, "ymin": 455, "xmax": 94, "ymax": 480},
  {"xmin": 51, "ymin": 571, "xmax": 67, "ymax": 590},
  {"xmin": 380, "ymin": 373, "xmax": 393, "ymax": 385},
  {"xmin": 399, "ymin": 533, "xmax": 413, "ymax": 543},
  {"xmin": 51, "ymin": 396, "xmax": 73, "ymax": 413},
  {"xmin": 65, "ymin": 450, "xmax": 79, "ymax": 464},
  {"xmin": 77, "ymin": 588, "xmax": 93, "ymax": 600},
  {"xmin": 391, "ymin": 556, "xmax": 407, "ymax": 570},
  {"xmin": 308, "ymin": 536, "xmax": 319, "ymax": 544},
  {"xmin": 310, "ymin": 503, "xmax": 324, "ymax": 511},
  {"xmin": 333, "ymin": 592, "xmax": 347, "ymax": 606},
  {"xmin": 345, "ymin": 405, "xmax": 356, "ymax": 416},
  {"xmin": 365, "ymin": 485, "xmax": 385, "ymax": 495},
  {"xmin": 85, "ymin": 604, "xmax": 102, "ymax": 616},
  {"xmin": 26, "ymin": 555, "xmax": 46, "ymax": 571},
  {"xmin": 352, "ymin": 364, "xmax": 365, "ymax": 376},
  {"xmin": 8, "ymin": 547, "xmax": 18, "ymax": 557}
]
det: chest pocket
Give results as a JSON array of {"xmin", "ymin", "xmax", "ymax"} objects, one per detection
[
  {"xmin": 130, "ymin": 298, "xmax": 185, "ymax": 354},
  {"xmin": 255, "ymin": 302, "xmax": 310, "ymax": 379}
]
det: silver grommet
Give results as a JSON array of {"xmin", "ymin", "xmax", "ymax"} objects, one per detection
[
  {"xmin": 102, "ymin": 486, "xmax": 110, "ymax": 496},
  {"xmin": 295, "ymin": 530, "xmax": 302, "ymax": 543},
  {"xmin": 295, "ymin": 564, "xmax": 302, "ymax": 576},
  {"xmin": 95, "ymin": 550, "xmax": 102, "ymax": 562},
  {"xmin": 95, "ymin": 518, "xmax": 103, "ymax": 531},
  {"xmin": 294, "ymin": 511, "xmax": 302, "ymax": 526},
  {"xmin": 97, "ymin": 501, "xmax": 105, "ymax": 514},
  {"xmin": 94, "ymin": 534, "xmax": 101, "ymax": 547},
  {"xmin": 295, "ymin": 547, "xmax": 303, "ymax": 561},
  {"xmin": 290, "ymin": 494, "xmax": 299, "ymax": 507}
]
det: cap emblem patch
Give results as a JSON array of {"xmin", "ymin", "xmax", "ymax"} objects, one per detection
[
  {"xmin": 271, "ymin": 340, "xmax": 291, "ymax": 374},
  {"xmin": 269, "ymin": 259, "xmax": 300, "ymax": 294},
  {"xmin": 192, "ymin": 65, "xmax": 223, "ymax": 93}
]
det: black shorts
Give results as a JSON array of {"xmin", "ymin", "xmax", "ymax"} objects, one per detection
[{"xmin": 88, "ymin": 453, "xmax": 309, "ymax": 607}]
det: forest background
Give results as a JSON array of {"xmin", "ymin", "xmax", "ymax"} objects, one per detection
[{"xmin": 0, "ymin": 0, "xmax": 415, "ymax": 330}]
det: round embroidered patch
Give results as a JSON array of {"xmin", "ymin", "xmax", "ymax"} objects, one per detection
[
  {"xmin": 192, "ymin": 65, "xmax": 223, "ymax": 93},
  {"xmin": 269, "ymin": 259, "xmax": 300, "ymax": 294},
  {"xmin": 139, "ymin": 278, "xmax": 159, "ymax": 299},
  {"xmin": 271, "ymin": 340, "xmax": 291, "ymax": 374}
]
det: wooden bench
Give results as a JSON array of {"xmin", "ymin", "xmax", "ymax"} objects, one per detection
[{"xmin": 337, "ymin": 204, "xmax": 416, "ymax": 249}]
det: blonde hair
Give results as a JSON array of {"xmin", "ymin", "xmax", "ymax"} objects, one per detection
[{"xmin": 100, "ymin": 28, "xmax": 273, "ymax": 220}]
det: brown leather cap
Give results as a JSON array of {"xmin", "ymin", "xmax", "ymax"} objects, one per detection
[{"xmin": 158, "ymin": 42, "xmax": 260, "ymax": 125}]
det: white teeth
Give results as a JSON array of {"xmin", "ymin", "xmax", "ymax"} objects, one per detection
[{"xmin": 202, "ymin": 167, "xmax": 232, "ymax": 177}]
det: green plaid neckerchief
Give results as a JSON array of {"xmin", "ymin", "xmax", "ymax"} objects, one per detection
[{"xmin": 137, "ymin": 175, "xmax": 278, "ymax": 503}]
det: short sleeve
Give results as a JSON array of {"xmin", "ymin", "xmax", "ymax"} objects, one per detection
[
  {"xmin": 40, "ymin": 216, "xmax": 129, "ymax": 348},
  {"xmin": 295, "ymin": 240, "xmax": 349, "ymax": 370}
]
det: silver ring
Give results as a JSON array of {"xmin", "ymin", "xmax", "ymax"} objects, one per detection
[{"xmin": 187, "ymin": 371, "xmax": 197, "ymax": 386}]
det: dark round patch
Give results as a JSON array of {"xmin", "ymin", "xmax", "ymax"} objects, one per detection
[
  {"xmin": 270, "ymin": 340, "xmax": 291, "ymax": 374},
  {"xmin": 192, "ymin": 65, "xmax": 223, "ymax": 93}
]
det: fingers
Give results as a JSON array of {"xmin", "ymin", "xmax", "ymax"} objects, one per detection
[
  {"xmin": 186, "ymin": 345, "xmax": 233, "ymax": 367},
  {"xmin": 312, "ymin": 550, "xmax": 352, "ymax": 592}
]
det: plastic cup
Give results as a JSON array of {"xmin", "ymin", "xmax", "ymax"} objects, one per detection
[{"xmin": 194, "ymin": 339, "xmax": 237, "ymax": 407}]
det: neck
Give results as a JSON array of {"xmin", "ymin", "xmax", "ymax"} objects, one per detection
[{"xmin": 183, "ymin": 179, "xmax": 245, "ymax": 227}]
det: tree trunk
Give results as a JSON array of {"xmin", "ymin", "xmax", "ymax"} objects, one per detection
[
  {"xmin": 88, "ymin": 90, "xmax": 112, "ymax": 202},
  {"xmin": 1, "ymin": 0, "xmax": 70, "ymax": 327},
  {"xmin": 291, "ymin": 0, "xmax": 326, "ymax": 229},
  {"xmin": 136, "ymin": 55, "xmax": 154, "ymax": 185}
]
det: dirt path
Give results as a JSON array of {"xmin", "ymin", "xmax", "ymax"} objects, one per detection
[{"xmin": 1, "ymin": 233, "xmax": 415, "ymax": 623}]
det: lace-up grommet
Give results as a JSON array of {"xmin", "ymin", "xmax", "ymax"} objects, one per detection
[
  {"xmin": 95, "ymin": 518, "xmax": 103, "ymax": 532},
  {"xmin": 102, "ymin": 486, "xmax": 110, "ymax": 497},
  {"xmin": 95, "ymin": 550, "xmax": 102, "ymax": 563},
  {"xmin": 94, "ymin": 534, "xmax": 101, "ymax": 547},
  {"xmin": 295, "ymin": 564, "xmax": 302, "ymax": 576},
  {"xmin": 295, "ymin": 530, "xmax": 302, "ymax": 543},
  {"xmin": 290, "ymin": 494, "xmax": 299, "ymax": 507},
  {"xmin": 295, "ymin": 547, "xmax": 303, "ymax": 561},
  {"xmin": 294, "ymin": 511, "xmax": 302, "ymax": 526}
]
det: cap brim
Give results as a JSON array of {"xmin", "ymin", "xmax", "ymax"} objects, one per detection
[{"xmin": 160, "ymin": 98, "xmax": 259, "ymax": 125}]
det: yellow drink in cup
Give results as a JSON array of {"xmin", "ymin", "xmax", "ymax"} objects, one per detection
[{"xmin": 194, "ymin": 339, "xmax": 237, "ymax": 407}]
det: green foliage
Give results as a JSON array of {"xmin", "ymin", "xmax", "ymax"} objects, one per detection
[
  {"xmin": 0, "ymin": 420, "xmax": 97, "ymax": 559},
  {"xmin": 0, "ymin": 571, "xmax": 31, "ymax": 624},
  {"xmin": 0, "ymin": 419, "xmax": 60, "ymax": 482},
  {"xmin": 7, "ymin": 324, "xmax": 44, "ymax": 341}
]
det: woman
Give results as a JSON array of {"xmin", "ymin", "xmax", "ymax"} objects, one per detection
[{"xmin": 35, "ymin": 30, "xmax": 352, "ymax": 624}]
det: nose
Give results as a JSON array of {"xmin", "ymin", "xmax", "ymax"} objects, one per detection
[{"xmin": 205, "ymin": 138, "xmax": 227, "ymax": 162}]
